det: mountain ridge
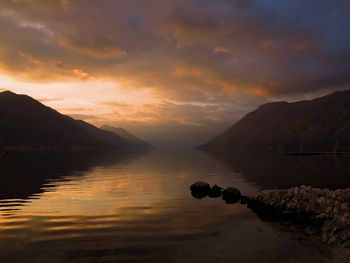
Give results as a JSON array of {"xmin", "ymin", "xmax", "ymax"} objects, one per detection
[
  {"xmin": 199, "ymin": 90, "xmax": 350, "ymax": 152},
  {"xmin": 101, "ymin": 125, "xmax": 152, "ymax": 150},
  {"xmin": 0, "ymin": 91, "xmax": 131, "ymax": 150}
]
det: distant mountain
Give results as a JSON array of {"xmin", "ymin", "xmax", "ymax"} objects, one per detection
[
  {"xmin": 101, "ymin": 125, "xmax": 152, "ymax": 150},
  {"xmin": 0, "ymin": 91, "xmax": 130, "ymax": 149},
  {"xmin": 199, "ymin": 90, "xmax": 350, "ymax": 152}
]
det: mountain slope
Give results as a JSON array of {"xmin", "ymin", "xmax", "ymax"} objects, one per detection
[
  {"xmin": 101, "ymin": 125, "xmax": 152, "ymax": 150},
  {"xmin": 200, "ymin": 90, "xmax": 350, "ymax": 152},
  {"xmin": 0, "ymin": 91, "xmax": 129, "ymax": 149}
]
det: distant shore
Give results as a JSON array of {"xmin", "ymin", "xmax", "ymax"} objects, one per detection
[
  {"xmin": 0, "ymin": 145, "xmax": 152, "ymax": 153},
  {"xmin": 0, "ymin": 145, "xmax": 98, "ymax": 151},
  {"xmin": 285, "ymin": 152, "xmax": 350, "ymax": 156}
]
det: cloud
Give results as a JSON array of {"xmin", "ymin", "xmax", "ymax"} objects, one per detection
[
  {"xmin": 68, "ymin": 113, "xmax": 98, "ymax": 121},
  {"xmin": 214, "ymin": 46, "xmax": 229, "ymax": 53},
  {"xmin": 60, "ymin": 0, "xmax": 73, "ymax": 11},
  {"xmin": 73, "ymin": 68, "xmax": 91, "ymax": 80},
  {"xmin": 38, "ymin": 97, "xmax": 65, "ymax": 103},
  {"xmin": 0, "ymin": 0, "xmax": 349, "ymax": 129},
  {"xmin": 58, "ymin": 35, "xmax": 127, "ymax": 59}
]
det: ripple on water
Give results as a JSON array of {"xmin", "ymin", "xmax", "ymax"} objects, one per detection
[{"xmin": 0, "ymin": 149, "xmax": 334, "ymax": 263}]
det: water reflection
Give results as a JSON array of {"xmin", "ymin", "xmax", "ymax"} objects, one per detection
[
  {"xmin": 0, "ymin": 149, "xmax": 334, "ymax": 262},
  {"xmin": 0, "ymin": 150, "xmax": 143, "ymax": 200},
  {"xmin": 207, "ymin": 150, "xmax": 350, "ymax": 189}
]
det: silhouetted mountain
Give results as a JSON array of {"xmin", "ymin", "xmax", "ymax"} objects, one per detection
[
  {"xmin": 200, "ymin": 90, "xmax": 350, "ymax": 152},
  {"xmin": 101, "ymin": 125, "xmax": 153, "ymax": 150},
  {"xmin": 0, "ymin": 91, "xmax": 130, "ymax": 149}
]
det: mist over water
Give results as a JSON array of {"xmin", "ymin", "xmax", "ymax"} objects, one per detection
[{"xmin": 1, "ymin": 148, "xmax": 348, "ymax": 262}]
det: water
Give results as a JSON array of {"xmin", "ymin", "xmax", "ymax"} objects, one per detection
[{"xmin": 1, "ymin": 148, "xmax": 349, "ymax": 262}]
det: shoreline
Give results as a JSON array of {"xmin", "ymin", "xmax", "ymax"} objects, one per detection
[
  {"xmin": 246, "ymin": 185, "xmax": 350, "ymax": 261},
  {"xmin": 248, "ymin": 186, "xmax": 350, "ymax": 246},
  {"xmin": 191, "ymin": 182, "xmax": 350, "ymax": 262}
]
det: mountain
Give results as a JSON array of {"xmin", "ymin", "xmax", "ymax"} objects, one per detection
[
  {"xmin": 0, "ymin": 91, "xmax": 130, "ymax": 149},
  {"xmin": 101, "ymin": 125, "xmax": 152, "ymax": 150},
  {"xmin": 199, "ymin": 90, "xmax": 350, "ymax": 152}
]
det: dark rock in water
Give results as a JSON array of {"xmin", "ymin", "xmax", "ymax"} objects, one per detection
[
  {"xmin": 240, "ymin": 195, "xmax": 249, "ymax": 205},
  {"xmin": 222, "ymin": 187, "xmax": 241, "ymax": 204},
  {"xmin": 191, "ymin": 191, "xmax": 208, "ymax": 199},
  {"xmin": 190, "ymin": 181, "xmax": 211, "ymax": 192},
  {"xmin": 190, "ymin": 181, "xmax": 211, "ymax": 199},
  {"xmin": 208, "ymin": 184, "xmax": 222, "ymax": 198}
]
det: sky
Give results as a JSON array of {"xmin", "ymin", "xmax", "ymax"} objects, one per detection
[{"xmin": 0, "ymin": 0, "xmax": 350, "ymax": 145}]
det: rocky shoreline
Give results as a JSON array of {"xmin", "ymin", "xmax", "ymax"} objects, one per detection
[
  {"xmin": 190, "ymin": 183, "xmax": 350, "ymax": 247},
  {"xmin": 248, "ymin": 186, "xmax": 350, "ymax": 247}
]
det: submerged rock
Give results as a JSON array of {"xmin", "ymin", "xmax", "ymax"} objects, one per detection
[
  {"xmin": 208, "ymin": 184, "xmax": 223, "ymax": 198},
  {"xmin": 222, "ymin": 187, "xmax": 241, "ymax": 204},
  {"xmin": 190, "ymin": 181, "xmax": 211, "ymax": 199}
]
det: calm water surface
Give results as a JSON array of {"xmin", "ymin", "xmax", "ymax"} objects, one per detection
[{"xmin": 1, "ymin": 149, "xmax": 349, "ymax": 262}]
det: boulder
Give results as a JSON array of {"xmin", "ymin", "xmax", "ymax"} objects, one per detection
[
  {"xmin": 222, "ymin": 187, "xmax": 241, "ymax": 204},
  {"xmin": 208, "ymin": 184, "xmax": 222, "ymax": 198},
  {"xmin": 190, "ymin": 181, "xmax": 211, "ymax": 199}
]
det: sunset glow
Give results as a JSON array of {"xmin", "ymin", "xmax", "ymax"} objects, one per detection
[
  {"xmin": 1, "ymin": 2, "xmax": 350, "ymax": 262},
  {"xmin": 0, "ymin": 0, "xmax": 350, "ymax": 143}
]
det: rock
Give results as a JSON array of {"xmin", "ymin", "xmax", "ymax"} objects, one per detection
[
  {"xmin": 190, "ymin": 181, "xmax": 210, "ymax": 199},
  {"xmin": 341, "ymin": 203, "xmax": 349, "ymax": 212},
  {"xmin": 315, "ymin": 213, "xmax": 329, "ymax": 224},
  {"xmin": 342, "ymin": 240, "xmax": 350, "ymax": 248},
  {"xmin": 191, "ymin": 191, "xmax": 207, "ymax": 199},
  {"xmin": 189, "ymin": 183, "xmax": 350, "ymax": 247},
  {"xmin": 327, "ymin": 235, "xmax": 338, "ymax": 245},
  {"xmin": 222, "ymin": 187, "xmax": 241, "ymax": 204},
  {"xmin": 334, "ymin": 206, "xmax": 340, "ymax": 216},
  {"xmin": 325, "ymin": 207, "xmax": 333, "ymax": 214},
  {"xmin": 317, "ymin": 196, "xmax": 326, "ymax": 205},
  {"xmin": 190, "ymin": 181, "xmax": 210, "ymax": 192},
  {"xmin": 208, "ymin": 184, "xmax": 222, "ymax": 198},
  {"xmin": 248, "ymin": 186, "xmax": 350, "ymax": 247},
  {"xmin": 240, "ymin": 195, "xmax": 249, "ymax": 205}
]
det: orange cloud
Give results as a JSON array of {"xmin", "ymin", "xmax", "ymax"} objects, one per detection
[
  {"xmin": 60, "ymin": 0, "xmax": 73, "ymax": 11},
  {"xmin": 0, "ymin": 0, "xmax": 349, "ymax": 132},
  {"xmin": 73, "ymin": 69, "xmax": 91, "ymax": 80},
  {"xmin": 58, "ymin": 36, "xmax": 127, "ymax": 59},
  {"xmin": 172, "ymin": 67, "xmax": 202, "ymax": 77},
  {"xmin": 214, "ymin": 46, "xmax": 229, "ymax": 53}
]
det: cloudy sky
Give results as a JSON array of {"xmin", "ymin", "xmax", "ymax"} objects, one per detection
[{"xmin": 0, "ymin": 0, "xmax": 350, "ymax": 145}]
